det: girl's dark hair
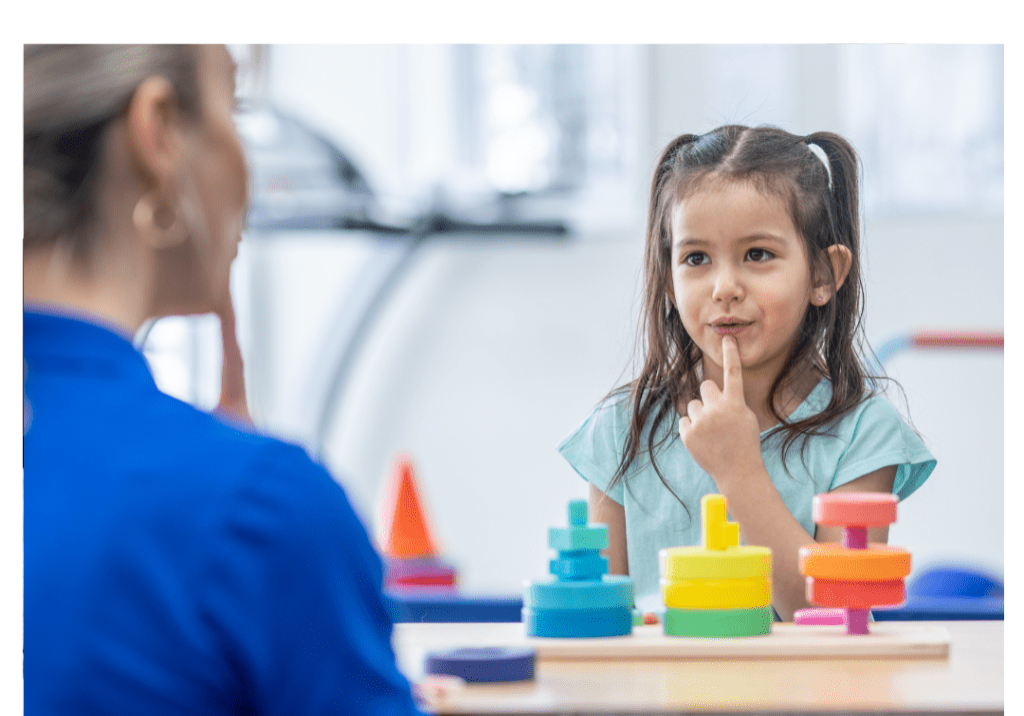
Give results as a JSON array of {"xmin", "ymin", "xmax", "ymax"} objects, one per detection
[
  {"xmin": 24, "ymin": 45, "xmax": 203, "ymax": 258},
  {"xmin": 610, "ymin": 124, "xmax": 879, "ymax": 514}
]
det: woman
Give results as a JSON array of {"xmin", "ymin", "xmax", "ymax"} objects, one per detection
[{"xmin": 24, "ymin": 45, "xmax": 422, "ymax": 715}]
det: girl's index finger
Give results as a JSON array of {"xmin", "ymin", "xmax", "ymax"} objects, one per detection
[{"xmin": 721, "ymin": 336, "xmax": 744, "ymax": 400}]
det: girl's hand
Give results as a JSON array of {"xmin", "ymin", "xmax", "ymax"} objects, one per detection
[
  {"xmin": 214, "ymin": 295, "xmax": 252, "ymax": 424},
  {"xmin": 678, "ymin": 336, "xmax": 763, "ymax": 488}
]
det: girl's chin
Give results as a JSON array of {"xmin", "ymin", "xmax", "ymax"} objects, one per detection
[{"xmin": 698, "ymin": 343, "xmax": 758, "ymax": 369}]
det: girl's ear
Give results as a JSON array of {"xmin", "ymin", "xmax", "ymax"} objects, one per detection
[{"xmin": 811, "ymin": 244, "xmax": 853, "ymax": 306}]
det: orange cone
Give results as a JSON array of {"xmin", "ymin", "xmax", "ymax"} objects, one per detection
[{"xmin": 379, "ymin": 456, "xmax": 438, "ymax": 558}]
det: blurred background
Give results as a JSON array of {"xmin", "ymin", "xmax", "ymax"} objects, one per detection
[{"xmin": 140, "ymin": 44, "xmax": 1003, "ymax": 594}]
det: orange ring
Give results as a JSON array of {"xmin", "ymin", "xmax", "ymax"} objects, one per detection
[
  {"xmin": 799, "ymin": 543, "xmax": 911, "ymax": 581},
  {"xmin": 805, "ymin": 577, "xmax": 905, "ymax": 609},
  {"xmin": 813, "ymin": 492, "xmax": 897, "ymax": 527}
]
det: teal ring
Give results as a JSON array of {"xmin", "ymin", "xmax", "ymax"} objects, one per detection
[{"xmin": 524, "ymin": 575, "xmax": 633, "ymax": 610}]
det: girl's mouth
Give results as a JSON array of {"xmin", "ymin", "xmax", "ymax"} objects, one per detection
[{"xmin": 710, "ymin": 322, "xmax": 751, "ymax": 336}]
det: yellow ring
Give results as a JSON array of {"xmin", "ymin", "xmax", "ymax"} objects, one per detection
[
  {"xmin": 660, "ymin": 577, "xmax": 772, "ymax": 609},
  {"xmin": 659, "ymin": 546, "xmax": 772, "ymax": 580}
]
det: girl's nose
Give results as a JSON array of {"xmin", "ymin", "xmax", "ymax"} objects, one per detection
[{"xmin": 712, "ymin": 268, "xmax": 744, "ymax": 304}]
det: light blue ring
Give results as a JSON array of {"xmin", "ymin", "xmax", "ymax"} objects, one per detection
[{"xmin": 524, "ymin": 575, "xmax": 633, "ymax": 610}]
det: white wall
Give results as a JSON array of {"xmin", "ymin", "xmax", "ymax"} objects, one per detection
[
  {"xmin": 861, "ymin": 216, "xmax": 1003, "ymax": 578},
  {"xmin": 243, "ymin": 45, "xmax": 1003, "ymax": 593},
  {"xmin": 320, "ymin": 231, "xmax": 645, "ymax": 591},
  {"xmin": 266, "ymin": 45, "xmax": 411, "ymax": 199}
]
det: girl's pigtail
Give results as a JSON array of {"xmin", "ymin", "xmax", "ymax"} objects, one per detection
[
  {"xmin": 611, "ymin": 132, "xmax": 701, "ymax": 511},
  {"xmin": 643, "ymin": 133, "xmax": 701, "ymax": 358},
  {"xmin": 804, "ymin": 131, "xmax": 870, "ymax": 405},
  {"xmin": 646, "ymin": 133, "xmax": 702, "ymax": 248},
  {"xmin": 805, "ymin": 132, "xmax": 861, "ymax": 252}
]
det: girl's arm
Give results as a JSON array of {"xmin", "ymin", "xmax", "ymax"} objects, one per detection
[
  {"xmin": 679, "ymin": 336, "xmax": 899, "ymax": 620},
  {"xmin": 589, "ymin": 484, "xmax": 628, "ymax": 575},
  {"xmin": 590, "ymin": 484, "xmax": 660, "ymax": 625},
  {"xmin": 714, "ymin": 464, "xmax": 896, "ymax": 622}
]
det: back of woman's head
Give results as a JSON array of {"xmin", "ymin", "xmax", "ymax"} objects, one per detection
[{"xmin": 24, "ymin": 45, "xmax": 202, "ymax": 256}]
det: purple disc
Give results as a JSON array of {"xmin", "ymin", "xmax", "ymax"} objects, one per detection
[{"xmin": 425, "ymin": 647, "xmax": 535, "ymax": 683}]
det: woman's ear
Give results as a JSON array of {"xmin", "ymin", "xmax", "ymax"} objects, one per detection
[
  {"xmin": 811, "ymin": 244, "xmax": 853, "ymax": 306},
  {"xmin": 125, "ymin": 76, "xmax": 180, "ymax": 192},
  {"xmin": 124, "ymin": 76, "xmax": 190, "ymax": 250}
]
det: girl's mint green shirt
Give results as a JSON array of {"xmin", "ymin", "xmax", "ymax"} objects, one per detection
[{"xmin": 557, "ymin": 379, "xmax": 936, "ymax": 609}]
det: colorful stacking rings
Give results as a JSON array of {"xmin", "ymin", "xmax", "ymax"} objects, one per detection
[
  {"xmin": 660, "ymin": 576, "xmax": 772, "ymax": 610},
  {"xmin": 662, "ymin": 606, "xmax": 773, "ymax": 638}
]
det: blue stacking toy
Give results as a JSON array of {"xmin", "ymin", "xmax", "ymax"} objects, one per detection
[
  {"xmin": 549, "ymin": 551, "xmax": 608, "ymax": 581},
  {"xmin": 524, "ymin": 500, "xmax": 634, "ymax": 637},
  {"xmin": 524, "ymin": 574, "xmax": 633, "ymax": 610},
  {"xmin": 523, "ymin": 606, "xmax": 633, "ymax": 637}
]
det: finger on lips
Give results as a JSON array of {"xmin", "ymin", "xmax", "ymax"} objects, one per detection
[{"xmin": 721, "ymin": 336, "xmax": 743, "ymax": 397}]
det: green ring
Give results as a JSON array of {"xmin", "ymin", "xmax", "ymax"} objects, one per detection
[{"xmin": 663, "ymin": 606, "xmax": 773, "ymax": 637}]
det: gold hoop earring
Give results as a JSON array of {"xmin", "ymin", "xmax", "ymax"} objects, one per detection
[{"xmin": 133, "ymin": 193, "xmax": 185, "ymax": 249}]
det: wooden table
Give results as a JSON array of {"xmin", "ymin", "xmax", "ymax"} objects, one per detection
[{"xmin": 393, "ymin": 621, "xmax": 1003, "ymax": 714}]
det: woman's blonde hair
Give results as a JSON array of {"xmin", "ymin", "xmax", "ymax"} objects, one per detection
[{"xmin": 24, "ymin": 45, "xmax": 202, "ymax": 256}]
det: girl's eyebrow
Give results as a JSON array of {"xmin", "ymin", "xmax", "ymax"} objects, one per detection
[
  {"xmin": 739, "ymin": 233, "xmax": 788, "ymax": 245},
  {"xmin": 674, "ymin": 233, "xmax": 788, "ymax": 251},
  {"xmin": 673, "ymin": 237, "xmax": 710, "ymax": 251}
]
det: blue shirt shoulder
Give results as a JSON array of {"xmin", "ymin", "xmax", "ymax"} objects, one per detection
[{"xmin": 24, "ymin": 310, "xmax": 422, "ymax": 716}]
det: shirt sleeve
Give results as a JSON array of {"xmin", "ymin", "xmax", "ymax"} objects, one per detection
[
  {"xmin": 557, "ymin": 395, "xmax": 630, "ymax": 505},
  {"xmin": 199, "ymin": 443, "xmax": 423, "ymax": 716},
  {"xmin": 829, "ymin": 395, "xmax": 937, "ymax": 501}
]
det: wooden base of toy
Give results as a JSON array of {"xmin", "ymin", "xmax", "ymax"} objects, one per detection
[{"xmin": 394, "ymin": 622, "xmax": 951, "ymax": 661}]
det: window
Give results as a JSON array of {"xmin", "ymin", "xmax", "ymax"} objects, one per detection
[
  {"xmin": 838, "ymin": 44, "xmax": 1003, "ymax": 215},
  {"xmin": 455, "ymin": 45, "xmax": 638, "ymax": 198}
]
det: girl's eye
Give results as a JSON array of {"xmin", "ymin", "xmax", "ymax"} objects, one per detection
[
  {"xmin": 683, "ymin": 252, "xmax": 709, "ymax": 267},
  {"xmin": 747, "ymin": 248, "xmax": 774, "ymax": 262}
]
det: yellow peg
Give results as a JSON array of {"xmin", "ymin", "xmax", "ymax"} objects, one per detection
[{"xmin": 702, "ymin": 494, "xmax": 739, "ymax": 551}]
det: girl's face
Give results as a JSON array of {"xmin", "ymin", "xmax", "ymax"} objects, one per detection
[{"xmin": 668, "ymin": 180, "xmax": 816, "ymax": 384}]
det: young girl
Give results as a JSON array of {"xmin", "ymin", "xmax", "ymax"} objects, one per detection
[{"xmin": 558, "ymin": 125, "xmax": 936, "ymax": 621}]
